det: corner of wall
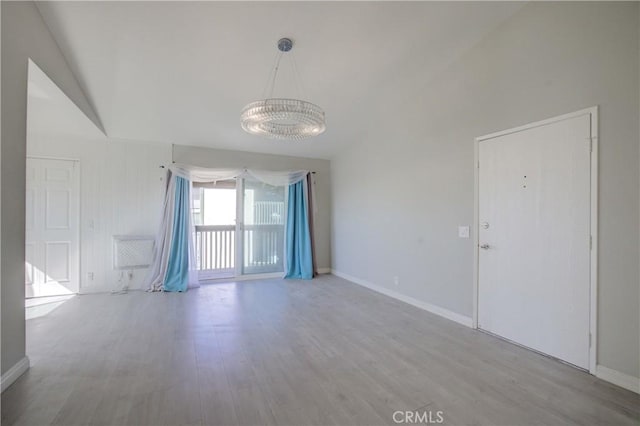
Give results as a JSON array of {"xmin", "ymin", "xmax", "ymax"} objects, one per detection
[
  {"xmin": 595, "ymin": 365, "xmax": 640, "ymax": 394},
  {"xmin": 0, "ymin": 356, "xmax": 29, "ymax": 393},
  {"xmin": 331, "ymin": 269, "xmax": 473, "ymax": 328}
]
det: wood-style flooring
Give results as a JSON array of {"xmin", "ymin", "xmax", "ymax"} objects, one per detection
[{"xmin": 2, "ymin": 275, "xmax": 638, "ymax": 425}]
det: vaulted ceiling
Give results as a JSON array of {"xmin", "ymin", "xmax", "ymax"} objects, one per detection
[{"xmin": 36, "ymin": 1, "xmax": 523, "ymax": 159}]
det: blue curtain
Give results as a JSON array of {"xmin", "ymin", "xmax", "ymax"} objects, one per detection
[
  {"xmin": 164, "ymin": 176, "xmax": 190, "ymax": 292},
  {"xmin": 284, "ymin": 178, "xmax": 313, "ymax": 280}
]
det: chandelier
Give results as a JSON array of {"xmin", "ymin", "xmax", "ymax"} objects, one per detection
[{"xmin": 241, "ymin": 38, "xmax": 326, "ymax": 141}]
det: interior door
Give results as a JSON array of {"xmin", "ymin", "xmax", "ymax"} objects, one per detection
[
  {"xmin": 478, "ymin": 113, "xmax": 591, "ymax": 369},
  {"xmin": 25, "ymin": 158, "xmax": 80, "ymax": 297}
]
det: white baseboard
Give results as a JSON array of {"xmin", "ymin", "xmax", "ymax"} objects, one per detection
[
  {"xmin": 596, "ymin": 365, "xmax": 640, "ymax": 394},
  {"xmin": 195, "ymin": 269, "xmax": 332, "ymax": 285},
  {"xmin": 1, "ymin": 356, "xmax": 30, "ymax": 393},
  {"xmin": 331, "ymin": 269, "xmax": 473, "ymax": 328},
  {"xmin": 200, "ymin": 272, "xmax": 283, "ymax": 283}
]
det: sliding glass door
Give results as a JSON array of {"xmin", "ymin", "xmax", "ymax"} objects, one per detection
[
  {"xmin": 241, "ymin": 179, "xmax": 285, "ymax": 274},
  {"xmin": 192, "ymin": 181, "xmax": 237, "ymax": 280},
  {"xmin": 192, "ymin": 178, "xmax": 286, "ymax": 280}
]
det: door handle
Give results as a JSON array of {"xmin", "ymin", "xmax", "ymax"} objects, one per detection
[{"xmin": 480, "ymin": 244, "xmax": 490, "ymax": 250}]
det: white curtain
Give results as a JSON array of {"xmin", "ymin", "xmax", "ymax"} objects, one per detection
[
  {"xmin": 247, "ymin": 169, "xmax": 309, "ymax": 187},
  {"xmin": 170, "ymin": 164, "xmax": 243, "ymax": 183},
  {"xmin": 145, "ymin": 164, "xmax": 310, "ymax": 291},
  {"xmin": 170, "ymin": 163, "xmax": 308, "ymax": 186},
  {"xmin": 146, "ymin": 173, "xmax": 176, "ymax": 291},
  {"xmin": 146, "ymin": 173, "xmax": 199, "ymax": 291}
]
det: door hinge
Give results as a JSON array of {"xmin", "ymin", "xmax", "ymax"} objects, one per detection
[
  {"xmin": 477, "ymin": 160, "xmax": 480, "ymax": 169},
  {"xmin": 590, "ymin": 235, "xmax": 593, "ymax": 250},
  {"xmin": 589, "ymin": 333, "xmax": 592, "ymax": 347}
]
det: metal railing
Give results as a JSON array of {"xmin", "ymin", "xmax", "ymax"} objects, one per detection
[
  {"xmin": 253, "ymin": 201, "xmax": 285, "ymax": 225},
  {"xmin": 243, "ymin": 224, "xmax": 284, "ymax": 274},
  {"xmin": 195, "ymin": 225, "xmax": 235, "ymax": 272},
  {"xmin": 194, "ymin": 224, "xmax": 284, "ymax": 277}
]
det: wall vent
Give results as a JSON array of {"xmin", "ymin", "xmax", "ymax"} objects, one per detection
[{"xmin": 113, "ymin": 235, "xmax": 154, "ymax": 269}]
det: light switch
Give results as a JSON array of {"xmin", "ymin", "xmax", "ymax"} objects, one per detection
[{"xmin": 458, "ymin": 226, "xmax": 470, "ymax": 239}]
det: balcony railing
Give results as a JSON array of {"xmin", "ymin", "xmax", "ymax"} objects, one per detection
[
  {"xmin": 243, "ymin": 224, "xmax": 284, "ymax": 274},
  {"xmin": 194, "ymin": 224, "xmax": 284, "ymax": 279},
  {"xmin": 195, "ymin": 225, "xmax": 236, "ymax": 275}
]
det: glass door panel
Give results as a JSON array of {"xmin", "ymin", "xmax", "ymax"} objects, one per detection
[
  {"xmin": 192, "ymin": 181, "xmax": 237, "ymax": 280},
  {"xmin": 242, "ymin": 179, "xmax": 285, "ymax": 274}
]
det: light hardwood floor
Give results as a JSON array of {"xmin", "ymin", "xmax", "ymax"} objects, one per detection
[{"xmin": 2, "ymin": 275, "xmax": 638, "ymax": 426}]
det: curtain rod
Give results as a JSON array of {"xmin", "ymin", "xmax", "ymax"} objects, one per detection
[
  {"xmin": 168, "ymin": 145, "xmax": 315, "ymax": 173},
  {"xmin": 160, "ymin": 164, "xmax": 316, "ymax": 174}
]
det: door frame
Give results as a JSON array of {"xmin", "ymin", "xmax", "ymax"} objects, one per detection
[
  {"xmin": 235, "ymin": 178, "xmax": 243, "ymax": 277},
  {"xmin": 472, "ymin": 106, "xmax": 598, "ymax": 374},
  {"xmin": 235, "ymin": 177, "xmax": 287, "ymax": 277},
  {"xmin": 193, "ymin": 177, "xmax": 286, "ymax": 282},
  {"xmin": 26, "ymin": 155, "xmax": 82, "ymax": 295}
]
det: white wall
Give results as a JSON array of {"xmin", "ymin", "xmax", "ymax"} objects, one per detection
[
  {"xmin": 331, "ymin": 2, "xmax": 639, "ymax": 380},
  {"xmin": 27, "ymin": 134, "xmax": 170, "ymax": 292},
  {"xmin": 173, "ymin": 145, "xmax": 332, "ymax": 271},
  {"xmin": 26, "ymin": 58, "xmax": 171, "ymax": 294},
  {"xmin": 1, "ymin": 1, "xmax": 102, "ymax": 378}
]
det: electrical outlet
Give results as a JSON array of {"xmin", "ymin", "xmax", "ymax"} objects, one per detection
[
  {"xmin": 87, "ymin": 272, "xmax": 94, "ymax": 280},
  {"xmin": 393, "ymin": 276, "xmax": 400, "ymax": 286}
]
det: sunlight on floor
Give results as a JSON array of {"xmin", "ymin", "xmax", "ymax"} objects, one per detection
[{"xmin": 25, "ymin": 295, "xmax": 75, "ymax": 320}]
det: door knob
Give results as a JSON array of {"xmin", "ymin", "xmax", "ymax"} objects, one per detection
[{"xmin": 480, "ymin": 244, "xmax": 490, "ymax": 250}]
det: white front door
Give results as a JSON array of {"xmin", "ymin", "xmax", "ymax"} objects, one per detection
[
  {"xmin": 478, "ymin": 113, "xmax": 592, "ymax": 369},
  {"xmin": 25, "ymin": 158, "xmax": 80, "ymax": 297}
]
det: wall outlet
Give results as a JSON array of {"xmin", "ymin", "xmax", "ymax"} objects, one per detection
[
  {"xmin": 87, "ymin": 272, "xmax": 94, "ymax": 280},
  {"xmin": 458, "ymin": 226, "xmax": 470, "ymax": 239},
  {"xmin": 393, "ymin": 276, "xmax": 400, "ymax": 286}
]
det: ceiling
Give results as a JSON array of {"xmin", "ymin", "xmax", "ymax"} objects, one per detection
[
  {"xmin": 28, "ymin": 59, "xmax": 105, "ymax": 140},
  {"xmin": 36, "ymin": 1, "xmax": 523, "ymax": 159}
]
